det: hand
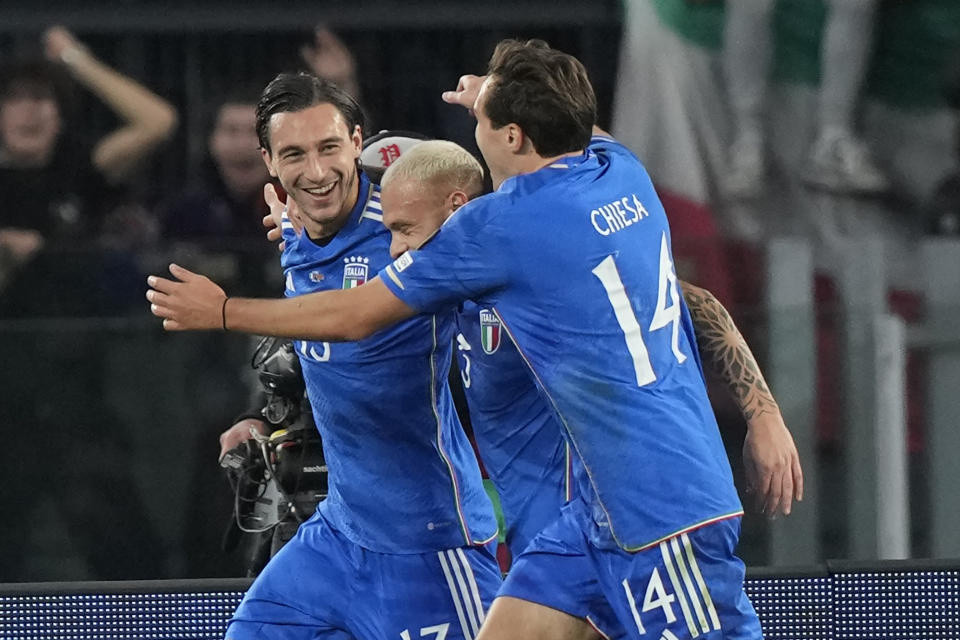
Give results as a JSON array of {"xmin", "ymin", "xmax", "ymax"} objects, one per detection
[
  {"xmin": 742, "ymin": 411, "xmax": 804, "ymax": 517},
  {"xmin": 301, "ymin": 27, "xmax": 356, "ymax": 85},
  {"xmin": 43, "ymin": 25, "xmax": 87, "ymax": 63},
  {"xmin": 263, "ymin": 183, "xmax": 303, "ymax": 251},
  {"xmin": 146, "ymin": 263, "xmax": 227, "ymax": 331},
  {"xmin": 442, "ymin": 74, "xmax": 487, "ymax": 114},
  {"xmin": 218, "ymin": 418, "xmax": 269, "ymax": 463},
  {"xmin": 0, "ymin": 228, "xmax": 44, "ymax": 263}
]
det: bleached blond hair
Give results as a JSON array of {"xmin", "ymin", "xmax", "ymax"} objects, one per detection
[{"xmin": 381, "ymin": 140, "xmax": 485, "ymax": 198}]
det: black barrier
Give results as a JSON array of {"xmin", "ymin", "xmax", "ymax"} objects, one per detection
[{"xmin": 0, "ymin": 561, "xmax": 958, "ymax": 639}]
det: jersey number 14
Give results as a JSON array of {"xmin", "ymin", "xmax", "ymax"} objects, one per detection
[{"xmin": 592, "ymin": 231, "xmax": 687, "ymax": 387}]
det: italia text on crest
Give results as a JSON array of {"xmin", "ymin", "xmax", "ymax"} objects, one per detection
[
  {"xmin": 479, "ymin": 309, "xmax": 502, "ymax": 354},
  {"xmin": 343, "ymin": 256, "xmax": 370, "ymax": 289}
]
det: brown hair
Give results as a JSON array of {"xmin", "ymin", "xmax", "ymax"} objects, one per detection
[{"xmin": 484, "ymin": 39, "xmax": 596, "ymax": 157}]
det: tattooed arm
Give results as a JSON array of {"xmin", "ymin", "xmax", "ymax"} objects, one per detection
[{"xmin": 681, "ymin": 281, "xmax": 804, "ymax": 517}]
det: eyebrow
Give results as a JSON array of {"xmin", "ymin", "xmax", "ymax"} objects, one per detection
[
  {"xmin": 275, "ymin": 135, "xmax": 343, "ymax": 157},
  {"xmin": 385, "ymin": 217, "xmax": 414, "ymax": 231}
]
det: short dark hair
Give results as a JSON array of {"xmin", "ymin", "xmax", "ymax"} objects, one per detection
[
  {"xmin": 255, "ymin": 71, "xmax": 364, "ymax": 153},
  {"xmin": 484, "ymin": 39, "xmax": 596, "ymax": 157},
  {"xmin": 0, "ymin": 57, "xmax": 71, "ymax": 110}
]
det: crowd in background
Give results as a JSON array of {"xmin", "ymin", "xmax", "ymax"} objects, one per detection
[{"xmin": 1, "ymin": 1, "xmax": 958, "ymax": 582}]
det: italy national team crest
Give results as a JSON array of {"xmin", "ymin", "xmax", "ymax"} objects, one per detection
[
  {"xmin": 342, "ymin": 256, "xmax": 370, "ymax": 289},
  {"xmin": 479, "ymin": 309, "xmax": 501, "ymax": 354}
]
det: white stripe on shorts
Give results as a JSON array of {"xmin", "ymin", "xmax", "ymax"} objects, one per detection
[
  {"xmin": 682, "ymin": 533, "xmax": 721, "ymax": 631},
  {"xmin": 669, "ymin": 536, "xmax": 710, "ymax": 634},
  {"xmin": 445, "ymin": 549, "xmax": 480, "ymax": 636},
  {"xmin": 438, "ymin": 551, "xmax": 473, "ymax": 640},
  {"xmin": 455, "ymin": 547, "xmax": 487, "ymax": 624},
  {"xmin": 659, "ymin": 541, "xmax": 700, "ymax": 638}
]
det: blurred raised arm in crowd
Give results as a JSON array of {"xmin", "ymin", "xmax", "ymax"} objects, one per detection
[{"xmin": 0, "ymin": 25, "xmax": 177, "ymax": 310}]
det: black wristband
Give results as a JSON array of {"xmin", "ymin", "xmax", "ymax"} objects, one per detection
[{"xmin": 221, "ymin": 297, "xmax": 229, "ymax": 331}]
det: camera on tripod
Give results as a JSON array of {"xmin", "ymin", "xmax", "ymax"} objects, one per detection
[{"xmin": 221, "ymin": 337, "xmax": 328, "ymax": 573}]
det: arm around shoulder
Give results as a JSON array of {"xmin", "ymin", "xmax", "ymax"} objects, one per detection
[
  {"xmin": 148, "ymin": 264, "xmax": 417, "ymax": 342},
  {"xmin": 225, "ymin": 277, "xmax": 416, "ymax": 342}
]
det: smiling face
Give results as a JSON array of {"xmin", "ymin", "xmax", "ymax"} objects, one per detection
[
  {"xmin": 260, "ymin": 102, "xmax": 362, "ymax": 238},
  {"xmin": 382, "ymin": 178, "xmax": 460, "ymax": 259}
]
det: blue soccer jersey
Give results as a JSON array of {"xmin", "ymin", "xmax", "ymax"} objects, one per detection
[
  {"xmin": 281, "ymin": 172, "xmax": 497, "ymax": 553},
  {"xmin": 380, "ymin": 136, "xmax": 743, "ymax": 552},
  {"xmin": 455, "ymin": 301, "xmax": 572, "ymax": 557}
]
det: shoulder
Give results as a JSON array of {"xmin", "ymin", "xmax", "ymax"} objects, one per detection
[
  {"xmin": 442, "ymin": 191, "xmax": 513, "ymax": 239},
  {"xmin": 588, "ymin": 134, "xmax": 640, "ymax": 163}
]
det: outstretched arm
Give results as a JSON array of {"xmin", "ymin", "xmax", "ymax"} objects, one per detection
[
  {"xmin": 44, "ymin": 26, "xmax": 178, "ymax": 183},
  {"xmin": 680, "ymin": 280, "xmax": 804, "ymax": 517},
  {"xmin": 147, "ymin": 264, "xmax": 416, "ymax": 341}
]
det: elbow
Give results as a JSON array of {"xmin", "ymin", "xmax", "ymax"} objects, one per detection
[
  {"xmin": 336, "ymin": 303, "xmax": 386, "ymax": 342},
  {"xmin": 137, "ymin": 104, "xmax": 179, "ymax": 147},
  {"xmin": 149, "ymin": 105, "xmax": 179, "ymax": 143}
]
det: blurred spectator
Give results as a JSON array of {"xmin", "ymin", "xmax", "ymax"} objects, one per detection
[
  {"xmin": 923, "ymin": 49, "xmax": 960, "ymax": 236},
  {"xmin": 723, "ymin": 0, "xmax": 888, "ymax": 200},
  {"xmin": 0, "ymin": 26, "xmax": 175, "ymax": 581},
  {"xmin": 0, "ymin": 26, "xmax": 177, "ymax": 311},
  {"xmin": 300, "ymin": 26, "xmax": 361, "ymax": 103},
  {"xmin": 160, "ymin": 85, "xmax": 280, "ymax": 297}
]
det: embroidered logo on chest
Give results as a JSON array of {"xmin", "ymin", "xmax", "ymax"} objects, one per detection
[{"xmin": 342, "ymin": 256, "xmax": 370, "ymax": 289}]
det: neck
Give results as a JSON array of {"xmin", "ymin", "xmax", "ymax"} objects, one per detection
[
  {"xmin": 495, "ymin": 149, "xmax": 585, "ymax": 189},
  {"xmin": 529, "ymin": 149, "xmax": 584, "ymax": 173}
]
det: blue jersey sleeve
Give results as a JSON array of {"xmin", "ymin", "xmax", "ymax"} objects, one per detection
[{"xmin": 378, "ymin": 198, "xmax": 510, "ymax": 313}]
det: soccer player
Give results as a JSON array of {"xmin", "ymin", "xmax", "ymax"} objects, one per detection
[
  {"xmin": 217, "ymin": 71, "xmax": 501, "ymax": 640},
  {"xmin": 149, "ymin": 40, "xmax": 770, "ymax": 638},
  {"xmin": 377, "ymin": 140, "xmax": 801, "ymax": 538},
  {"xmin": 376, "ymin": 138, "xmax": 800, "ymax": 639}
]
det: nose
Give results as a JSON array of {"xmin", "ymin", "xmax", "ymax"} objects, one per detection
[
  {"xmin": 304, "ymin": 151, "xmax": 326, "ymax": 182},
  {"xmin": 389, "ymin": 237, "xmax": 408, "ymax": 260}
]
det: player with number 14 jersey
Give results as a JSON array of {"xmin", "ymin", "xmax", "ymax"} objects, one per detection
[{"xmin": 381, "ymin": 133, "xmax": 758, "ymax": 638}]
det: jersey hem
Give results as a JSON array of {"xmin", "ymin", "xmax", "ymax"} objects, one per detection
[
  {"xmin": 473, "ymin": 530, "xmax": 500, "ymax": 547},
  {"xmin": 619, "ymin": 510, "xmax": 744, "ymax": 554},
  {"xmin": 427, "ymin": 314, "xmax": 475, "ymax": 545}
]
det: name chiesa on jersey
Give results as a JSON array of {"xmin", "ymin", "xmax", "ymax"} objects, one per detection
[{"xmin": 590, "ymin": 193, "xmax": 649, "ymax": 236}]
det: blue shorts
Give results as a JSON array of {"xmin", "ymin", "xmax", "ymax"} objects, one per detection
[
  {"xmin": 500, "ymin": 502, "xmax": 761, "ymax": 640},
  {"xmin": 226, "ymin": 511, "xmax": 503, "ymax": 640}
]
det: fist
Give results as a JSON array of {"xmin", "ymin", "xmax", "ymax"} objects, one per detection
[
  {"xmin": 43, "ymin": 26, "xmax": 84, "ymax": 62},
  {"xmin": 218, "ymin": 418, "xmax": 269, "ymax": 462}
]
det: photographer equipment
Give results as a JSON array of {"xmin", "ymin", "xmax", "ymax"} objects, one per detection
[{"xmin": 221, "ymin": 337, "xmax": 328, "ymax": 575}]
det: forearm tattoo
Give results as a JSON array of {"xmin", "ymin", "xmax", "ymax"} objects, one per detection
[{"xmin": 682, "ymin": 284, "xmax": 778, "ymax": 421}]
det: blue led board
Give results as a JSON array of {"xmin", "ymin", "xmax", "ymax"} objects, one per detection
[{"xmin": 1, "ymin": 566, "xmax": 958, "ymax": 638}]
